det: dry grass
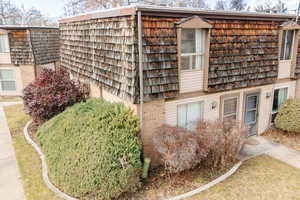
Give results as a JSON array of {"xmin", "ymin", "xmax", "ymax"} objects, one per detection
[
  {"xmin": 4, "ymin": 104, "xmax": 62, "ymax": 200},
  {"xmin": 263, "ymin": 128, "xmax": 300, "ymax": 151},
  {"xmin": 0, "ymin": 96, "xmax": 22, "ymax": 102},
  {"xmin": 189, "ymin": 155, "xmax": 300, "ymax": 200}
]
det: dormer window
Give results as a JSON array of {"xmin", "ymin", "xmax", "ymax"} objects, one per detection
[
  {"xmin": 176, "ymin": 16, "xmax": 212, "ymax": 93},
  {"xmin": 280, "ymin": 30, "xmax": 294, "ymax": 60},
  {"xmin": 181, "ymin": 29, "xmax": 206, "ymax": 70},
  {"xmin": 0, "ymin": 34, "xmax": 9, "ymax": 53}
]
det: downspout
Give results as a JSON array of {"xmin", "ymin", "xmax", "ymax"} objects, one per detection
[
  {"xmin": 28, "ymin": 29, "xmax": 37, "ymax": 79},
  {"xmin": 137, "ymin": 10, "xmax": 144, "ymax": 134}
]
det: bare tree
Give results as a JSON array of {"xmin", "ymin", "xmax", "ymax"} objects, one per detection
[
  {"xmin": 215, "ymin": 0, "xmax": 227, "ymax": 10},
  {"xmin": 255, "ymin": 0, "xmax": 288, "ymax": 13},
  {"xmin": 230, "ymin": 0, "xmax": 245, "ymax": 11},
  {"xmin": 0, "ymin": 0, "xmax": 20, "ymax": 24}
]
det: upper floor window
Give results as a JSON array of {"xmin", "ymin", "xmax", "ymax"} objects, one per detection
[
  {"xmin": 181, "ymin": 29, "xmax": 206, "ymax": 70},
  {"xmin": 280, "ymin": 30, "xmax": 294, "ymax": 60},
  {"xmin": 0, "ymin": 69, "xmax": 16, "ymax": 91},
  {"xmin": 0, "ymin": 34, "xmax": 9, "ymax": 53}
]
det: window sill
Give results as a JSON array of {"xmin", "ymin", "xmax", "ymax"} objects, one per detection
[{"xmin": 181, "ymin": 69, "xmax": 203, "ymax": 72}]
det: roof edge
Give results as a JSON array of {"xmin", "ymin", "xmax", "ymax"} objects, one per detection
[
  {"xmin": 59, "ymin": 4, "xmax": 297, "ymax": 24},
  {"xmin": 0, "ymin": 25, "xmax": 58, "ymax": 30}
]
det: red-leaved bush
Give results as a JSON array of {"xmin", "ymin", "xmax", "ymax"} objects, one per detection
[
  {"xmin": 23, "ymin": 69, "xmax": 87, "ymax": 124},
  {"xmin": 197, "ymin": 120, "xmax": 247, "ymax": 169},
  {"xmin": 152, "ymin": 125, "xmax": 209, "ymax": 173}
]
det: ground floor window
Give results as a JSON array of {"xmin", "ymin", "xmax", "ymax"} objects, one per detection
[
  {"xmin": 0, "ymin": 69, "xmax": 16, "ymax": 91},
  {"xmin": 272, "ymin": 87, "xmax": 288, "ymax": 122},
  {"xmin": 177, "ymin": 101, "xmax": 204, "ymax": 130},
  {"xmin": 223, "ymin": 96, "xmax": 239, "ymax": 120}
]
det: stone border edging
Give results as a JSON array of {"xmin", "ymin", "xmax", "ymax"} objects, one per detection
[
  {"xmin": 23, "ymin": 120, "xmax": 79, "ymax": 200},
  {"xmin": 24, "ymin": 119, "xmax": 243, "ymax": 200},
  {"xmin": 167, "ymin": 161, "xmax": 243, "ymax": 200}
]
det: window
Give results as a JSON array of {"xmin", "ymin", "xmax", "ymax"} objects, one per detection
[
  {"xmin": 181, "ymin": 29, "xmax": 206, "ymax": 70},
  {"xmin": 280, "ymin": 30, "xmax": 294, "ymax": 60},
  {"xmin": 272, "ymin": 87, "xmax": 288, "ymax": 122},
  {"xmin": 0, "ymin": 34, "xmax": 9, "ymax": 53},
  {"xmin": 0, "ymin": 69, "xmax": 16, "ymax": 91},
  {"xmin": 177, "ymin": 101, "xmax": 204, "ymax": 130},
  {"xmin": 223, "ymin": 97, "xmax": 238, "ymax": 120}
]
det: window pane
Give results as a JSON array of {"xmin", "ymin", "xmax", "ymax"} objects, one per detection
[
  {"xmin": 195, "ymin": 55, "xmax": 203, "ymax": 70},
  {"xmin": 1, "ymin": 81, "xmax": 16, "ymax": 91},
  {"xmin": 280, "ymin": 30, "xmax": 287, "ymax": 60},
  {"xmin": 0, "ymin": 69, "xmax": 14, "ymax": 80},
  {"xmin": 181, "ymin": 55, "xmax": 196, "ymax": 70},
  {"xmin": 177, "ymin": 102, "xmax": 203, "ymax": 130},
  {"xmin": 285, "ymin": 30, "xmax": 294, "ymax": 60},
  {"xmin": 186, "ymin": 102, "xmax": 203, "ymax": 130},
  {"xmin": 245, "ymin": 110, "xmax": 256, "ymax": 124},
  {"xmin": 224, "ymin": 98, "xmax": 237, "ymax": 116},
  {"xmin": 272, "ymin": 88, "xmax": 288, "ymax": 113},
  {"xmin": 224, "ymin": 114, "xmax": 237, "ymax": 120},
  {"xmin": 177, "ymin": 104, "xmax": 187, "ymax": 128},
  {"xmin": 181, "ymin": 29, "xmax": 195, "ymax": 54},
  {"xmin": 246, "ymin": 95, "xmax": 257, "ymax": 110},
  {"xmin": 280, "ymin": 30, "xmax": 294, "ymax": 60},
  {"xmin": 0, "ymin": 34, "xmax": 9, "ymax": 53}
]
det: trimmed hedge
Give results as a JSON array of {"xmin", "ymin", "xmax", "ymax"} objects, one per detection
[
  {"xmin": 275, "ymin": 99, "xmax": 300, "ymax": 133},
  {"xmin": 37, "ymin": 99, "xmax": 142, "ymax": 199}
]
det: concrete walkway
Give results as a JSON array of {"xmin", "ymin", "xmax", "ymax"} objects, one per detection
[
  {"xmin": 0, "ymin": 102, "xmax": 25, "ymax": 200},
  {"xmin": 239, "ymin": 136, "xmax": 300, "ymax": 169}
]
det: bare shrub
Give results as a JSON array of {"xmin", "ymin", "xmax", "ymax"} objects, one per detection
[
  {"xmin": 196, "ymin": 119, "xmax": 247, "ymax": 169},
  {"xmin": 152, "ymin": 125, "xmax": 208, "ymax": 173}
]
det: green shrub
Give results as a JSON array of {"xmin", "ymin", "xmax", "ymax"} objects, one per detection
[
  {"xmin": 275, "ymin": 99, "xmax": 300, "ymax": 133},
  {"xmin": 36, "ymin": 99, "xmax": 142, "ymax": 200}
]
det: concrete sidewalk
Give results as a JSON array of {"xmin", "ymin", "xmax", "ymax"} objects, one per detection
[
  {"xmin": 239, "ymin": 136, "xmax": 300, "ymax": 169},
  {"xmin": 0, "ymin": 102, "xmax": 25, "ymax": 200}
]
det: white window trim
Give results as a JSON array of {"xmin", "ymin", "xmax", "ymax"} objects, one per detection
[
  {"xmin": 176, "ymin": 100, "xmax": 204, "ymax": 129},
  {"xmin": 0, "ymin": 34, "xmax": 10, "ymax": 53},
  {"xmin": 271, "ymin": 86, "xmax": 289, "ymax": 115},
  {"xmin": 280, "ymin": 30, "xmax": 296, "ymax": 61},
  {"xmin": 181, "ymin": 29, "xmax": 206, "ymax": 71},
  {"xmin": 0, "ymin": 69, "xmax": 17, "ymax": 92},
  {"xmin": 223, "ymin": 96, "xmax": 239, "ymax": 119}
]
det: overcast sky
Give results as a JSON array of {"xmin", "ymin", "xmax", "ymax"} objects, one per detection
[{"xmin": 10, "ymin": 0, "xmax": 300, "ymax": 18}]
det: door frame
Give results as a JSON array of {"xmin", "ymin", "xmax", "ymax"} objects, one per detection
[{"xmin": 242, "ymin": 89, "xmax": 261, "ymax": 136}]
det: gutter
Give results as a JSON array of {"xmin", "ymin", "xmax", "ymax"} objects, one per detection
[{"xmin": 137, "ymin": 10, "xmax": 144, "ymax": 134}]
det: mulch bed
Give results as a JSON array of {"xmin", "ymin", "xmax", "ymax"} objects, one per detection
[
  {"xmin": 119, "ymin": 163, "xmax": 233, "ymax": 200},
  {"xmin": 262, "ymin": 127, "xmax": 300, "ymax": 151}
]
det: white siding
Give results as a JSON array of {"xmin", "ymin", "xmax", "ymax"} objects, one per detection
[
  {"xmin": 278, "ymin": 60, "xmax": 291, "ymax": 79},
  {"xmin": 0, "ymin": 53, "xmax": 11, "ymax": 64},
  {"xmin": 166, "ymin": 80, "xmax": 297, "ymax": 135},
  {"xmin": 180, "ymin": 70, "xmax": 203, "ymax": 93}
]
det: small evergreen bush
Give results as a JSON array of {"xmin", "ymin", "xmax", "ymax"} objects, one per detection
[
  {"xmin": 275, "ymin": 99, "xmax": 300, "ymax": 133},
  {"xmin": 37, "ymin": 99, "xmax": 142, "ymax": 200},
  {"xmin": 23, "ymin": 69, "xmax": 87, "ymax": 124}
]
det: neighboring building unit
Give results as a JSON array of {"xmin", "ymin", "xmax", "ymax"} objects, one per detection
[
  {"xmin": 0, "ymin": 26, "xmax": 60, "ymax": 96},
  {"xmin": 59, "ymin": 5, "xmax": 300, "ymax": 162}
]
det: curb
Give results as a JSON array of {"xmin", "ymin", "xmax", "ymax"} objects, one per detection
[
  {"xmin": 23, "ymin": 120, "xmax": 79, "ymax": 200},
  {"xmin": 167, "ymin": 161, "xmax": 243, "ymax": 200},
  {"xmin": 24, "ymin": 119, "xmax": 243, "ymax": 200}
]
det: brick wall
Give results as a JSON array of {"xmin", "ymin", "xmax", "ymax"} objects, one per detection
[
  {"xmin": 138, "ymin": 100, "xmax": 166, "ymax": 166},
  {"xmin": 20, "ymin": 65, "xmax": 35, "ymax": 88}
]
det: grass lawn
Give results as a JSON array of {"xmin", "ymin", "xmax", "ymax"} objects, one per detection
[
  {"xmin": 0, "ymin": 96, "xmax": 22, "ymax": 102},
  {"xmin": 4, "ymin": 104, "xmax": 61, "ymax": 200},
  {"xmin": 189, "ymin": 155, "xmax": 300, "ymax": 200}
]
